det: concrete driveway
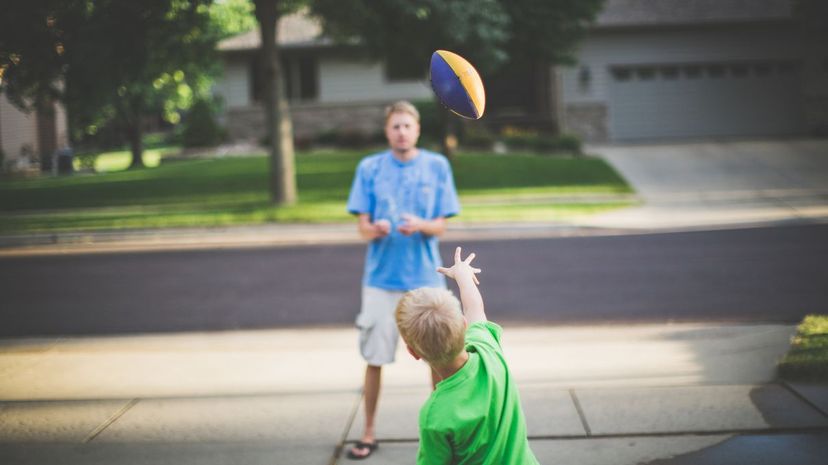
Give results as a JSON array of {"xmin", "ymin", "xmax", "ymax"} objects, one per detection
[{"xmin": 580, "ymin": 139, "xmax": 828, "ymax": 230}]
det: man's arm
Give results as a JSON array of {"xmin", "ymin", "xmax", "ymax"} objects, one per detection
[
  {"xmin": 437, "ymin": 247, "xmax": 485, "ymax": 323},
  {"xmin": 357, "ymin": 213, "xmax": 391, "ymax": 241}
]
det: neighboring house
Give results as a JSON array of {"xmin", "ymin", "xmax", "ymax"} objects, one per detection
[
  {"xmin": 560, "ymin": 0, "xmax": 827, "ymax": 142},
  {"xmin": 216, "ymin": 12, "xmax": 432, "ymax": 143},
  {"xmin": 214, "ymin": 0, "xmax": 827, "ymax": 144},
  {"xmin": 0, "ymin": 91, "xmax": 69, "ymax": 173}
]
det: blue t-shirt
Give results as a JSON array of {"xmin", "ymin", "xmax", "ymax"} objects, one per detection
[{"xmin": 346, "ymin": 149, "xmax": 461, "ymax": 291}]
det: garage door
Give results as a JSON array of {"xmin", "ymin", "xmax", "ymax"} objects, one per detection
[{"xmin": 608, "ymin": 61, "xmax": 804, "ymax": 141}]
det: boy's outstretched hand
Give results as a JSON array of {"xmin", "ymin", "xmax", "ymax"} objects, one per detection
[
  {"xmin": 437, "ymin": 246, "xmax": 481, "ymax": 286},
  {"xmin": 438, "ymin": 246, "xmax": 485, "ymax": 322}
]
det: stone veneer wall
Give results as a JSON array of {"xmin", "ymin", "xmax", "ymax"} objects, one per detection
[
  {"xmin": 563, "ymin": 102, "xmax": 608, "ymax": 143},
  {"xmin": 224, "ymin": 101, "xmax": 388, "ymax": 143}
]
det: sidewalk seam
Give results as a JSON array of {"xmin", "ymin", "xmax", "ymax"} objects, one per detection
[
  {"xmin": 329, "ymin": 390, "xmax": 364, "ymax": 465},
  {"xmin": 779, "ymin": 380, "xmax": 828, "ymax": 418},
  {"xmin": 569, "ymin": 389, "xmax": 592, "ymax": 437},
  {"xmin": 82, "ymin": 398, "xmax": 140, "ymax": 443},
  {"xmin": 342, "ymin": 426, "xmax": 828, "ymax": 444},
  {"xmin": 528, "ymin": 425, "xmax": 828, "ymax": 440}
]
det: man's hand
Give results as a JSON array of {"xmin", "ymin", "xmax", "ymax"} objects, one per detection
[
  {"xmin": 437, "ymin": 246, "xmax": 481, "ymax": 286},
  {"xmin": 398, "ymin": 213, "xmax": 423, "ymax": 236},
  {"xmin": 374, "ymin": 219, "xmax": 391, "ymax": 237},
  {"xmin": 357, "ymin": 214, "xmax": 391, "ymax": 240}
]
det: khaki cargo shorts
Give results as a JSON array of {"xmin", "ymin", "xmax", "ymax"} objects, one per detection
[{"xmin": 356, "ymin": 286, "xmax": 406, "ymax": 366}]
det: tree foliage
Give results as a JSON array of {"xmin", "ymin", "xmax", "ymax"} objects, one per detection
[
  {"xmin": 310, "ymin": 0, "xmax": 604, "ymax": 149},
  {"xmin": 501, "ymin": 0, "xmax": 605, "ymax": 66},
  {"xmin": 210, "ymin": 0, "xmax": 258, "ymax": 39},
  {"xmin": 1, "ymin": 0, "xmax": 220, "ymax": 168},
  {"xmin": 311, "ymin": 0, "xmax": 604, "ymax": 76},
  {"xmin": 311, "ymin": 0, "xmax": 510, "ymax": 76}
]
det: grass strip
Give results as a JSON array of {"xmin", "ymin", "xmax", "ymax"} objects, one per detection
[
  {"xmin": 779, "ymin": 314, "xmax": 828, "ymax": 381},
  {"xmin": 0, "ymin": 150, "xmax": 634, "ymax": 234}
]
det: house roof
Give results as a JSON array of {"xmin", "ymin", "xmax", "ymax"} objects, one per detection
[
  {"xmin": 595, "ymin": 0, "xmax": 796, "ymax": 28},
  {"xmin": 217, "ymin": 11, "xmax": 328, "ymax": 51}
]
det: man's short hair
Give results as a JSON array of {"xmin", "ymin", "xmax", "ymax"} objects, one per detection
[
  {"xmin": 396, "ymin": 288, "xmax": 465, "ymax": 366},
  {"xmin": 385, "ymin": 100, "xmax": 420, "ymax": 123}
]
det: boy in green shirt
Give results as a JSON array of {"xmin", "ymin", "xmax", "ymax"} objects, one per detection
[{"xmin": 395, "ymin": 247, "xmax": 540, "ymax": 465}]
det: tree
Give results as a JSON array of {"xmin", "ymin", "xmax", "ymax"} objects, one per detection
[
  {"xmin": 311, "ymin": 0, "xmax": 510, "ymax": 157},
  {"xmin": 311, "ymin": 0, "xmax": 605, "ymax": 153},
  {"xmin": 253, "ymin": 0, "xmax": 303, "ymax": 205},
  {"xmin": 1, "ymin": 0, "xmax": 218, "ymax": 170}
]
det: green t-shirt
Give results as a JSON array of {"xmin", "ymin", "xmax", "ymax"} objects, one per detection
[{"xmin": 417, "ymin": 321, "xmax": 539, "ymax": 465}]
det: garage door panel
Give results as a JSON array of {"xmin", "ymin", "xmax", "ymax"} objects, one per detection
[{"xmin": 609, "ymin": 63, "xmax": 803, "ymax": 140}]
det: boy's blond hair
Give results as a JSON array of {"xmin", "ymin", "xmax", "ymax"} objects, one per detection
[
  {"xmin": 385, "ymin": 100, "xmax": 420, "ymax": 123},
  {"xmin": 396, "ymin": 288, "xmax": 466, "ymax": 366}
]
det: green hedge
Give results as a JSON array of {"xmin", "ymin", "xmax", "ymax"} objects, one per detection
[
  {"xmin": 779, "ymin": 314, "xmax": 828, "ymax": 381},
  {"xmin": 181, "ymin": 98, "xmax": 225, "ymax": 148}
]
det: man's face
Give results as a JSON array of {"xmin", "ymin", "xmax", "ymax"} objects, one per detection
[{"xmin": 385, "ymin": 111, "xmax": 420, "ymax": 153}]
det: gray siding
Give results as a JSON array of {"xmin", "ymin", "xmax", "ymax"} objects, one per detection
[
  {"xmin": 317, "ymin": 58, "xmax": 431, "ymax": 104},
  {"xmin": 0, "ymin": 93, "xmax": 39, "ymax": 164},
  {"xmin": 219, "ymin": 57, "xmax": 252, "ymax": 108}
]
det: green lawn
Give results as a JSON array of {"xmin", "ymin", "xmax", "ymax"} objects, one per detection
[
  {"xmin": 0, "ymin": 149, "xmax": 634, "ymax": 233},
  {"xmin": 779, "ymin": 315, "xmax": 828, "ymax": 381}
]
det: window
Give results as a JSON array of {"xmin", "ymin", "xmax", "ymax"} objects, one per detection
[
  {"xmin": 250, "ymin": 54, "xmax": 318, "ymax": 103},
  {"xmin": 683, "ymin": 65, "xmax": 702, "ymax": 78},
  {"xmin": 578, "ymin": 66, "xmax": 592, "ymax": 92},
  {"xmin": 753, "ymin": 63, "xmax": 772, "ymax": 77},
  {"xmin": 636, "ymin": 67, "xmax": 656, "ymax": 80},
  {"xmin": 611, "ymin": 67, "xmax": 632, "ymax": 81},
  {"xmin": 706, "ymin": 64, "xmax": 725, "ymax": 78},
  {"xmin": 730, "ymin": 64, "xmax": 749, "ymax": 77},
  {"xmin": 777, "ymin": 61, "xmax": 797, "ymax": 75},
  {"xmin": 385, "ymin": 56, "xmax": 427, "ymax": 82},
  {"xmin": 659, "ymin": 66, "xmax": 679, "ymax": 79},
  {"xmin": 285, "ymin": 56, "xmax": 318, "ymax": 101}
]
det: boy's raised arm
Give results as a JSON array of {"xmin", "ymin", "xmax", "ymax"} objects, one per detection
[{"xmin": 437, "ymin": 247, "xmax": 486, "ymax": 323}]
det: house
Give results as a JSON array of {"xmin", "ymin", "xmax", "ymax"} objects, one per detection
[
  {"xmin": 559, "ymin": 0, "xmax": 827, "ymax": 141},
  {"xmin": 0, "ymin": 91, "xmax": 69, "ymax": 173},
  {"xmin": 216, "ymin": 12, "xmax": 432, "ymax": 143},
  {"xmin": 213, "ymin": 0, "xmax": 827, "ymax": 144}
]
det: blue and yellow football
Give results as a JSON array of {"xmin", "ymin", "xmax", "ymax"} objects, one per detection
[{"xmin": 429, "ymin": 50, "xmax": 486, "ymax": 120}]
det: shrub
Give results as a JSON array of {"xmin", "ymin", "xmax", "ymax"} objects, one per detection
[
  {"xmin": 335, "ymin": 128, "xmax": 372, "ymax": 148},
  {"xmin": 75, "ymin": 152, "xmax": 98, "ymax": 171},
  {"xmin": 460, "ymin": 125, "xmax": 496, "ymax": 150},
  {"xmin": 181, "ymin": 98, "xmax": 224, "ymax": 148},
  {"xmin": 535, "ymin": 133, "xmax": 583, "ymax": 155},
  {"xmin": 501, "ymin": 130, "xmax": 582, "ymax": 155}
]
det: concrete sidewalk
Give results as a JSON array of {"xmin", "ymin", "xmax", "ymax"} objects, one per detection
[{"xmin": 2, "ymin": 323, "xmax": 827, "ymax": 464}]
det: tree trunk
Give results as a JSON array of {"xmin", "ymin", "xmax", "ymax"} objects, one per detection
[
  {"xmin": 127, "ymin": 119, "xmax": 144, "ymax": 169},
  {"xmin": 36, "ymin": 100, "xmax": 57, "ymax": 173},
  {"xmin": 255, "ymin": 0, "xmax": 296, "ymax": 205}
]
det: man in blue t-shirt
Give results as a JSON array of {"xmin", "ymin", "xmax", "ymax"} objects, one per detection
[{"xmin": 345, "ymin": 100, "xmax": 460, "ymax": 460}]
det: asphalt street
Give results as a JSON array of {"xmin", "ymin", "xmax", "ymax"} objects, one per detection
[{"xmin": 1, "ymin": 223, "xmax": 826, "ymax": 338}]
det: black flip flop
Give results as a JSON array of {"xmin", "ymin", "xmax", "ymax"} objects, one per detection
[{"xmin": 347, "ymin": 441, "xmax": 379, "ymax": 460}]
